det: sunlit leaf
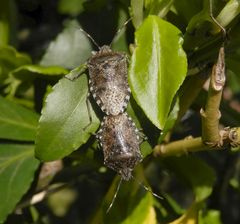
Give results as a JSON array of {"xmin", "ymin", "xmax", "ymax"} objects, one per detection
[
  {"xmin": 169, "ymin": 202, "xmax": 199, "ymax": 224},
  {"xmin": 129, "ymin": 15, "xmax": 187, "ymax": 129},
  {"xmin": 35, "ymin": 73, "xmax": 99, "ymax": 161},
  {"xmin": 11, "ymin": 64, "xmax": 68, "ymax": 81},
  {"xmin": 199, "ymin": 209, "xmax": 222, "ymax": 224},
  {"xmin": 40, "ymin": 20, "xmax": 92, "ymax": 69}
]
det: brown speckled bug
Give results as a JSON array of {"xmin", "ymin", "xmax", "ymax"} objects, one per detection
[
  {"xmin": 88, "ymin": 45, "xmax": 131, "ymax": 115},
  {"xmin": 65, "ymin": 21, "xmax": 143, "ymax": 179},
  {"xmin": 65, "ymin": 23, "xmax": 161, "ymax": 212},
  {"xmin": 97, "ymin": 112, "xmax": 143, "ymax": 180}
]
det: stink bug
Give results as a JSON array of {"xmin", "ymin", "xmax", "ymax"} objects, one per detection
[
  {"xmin": 65, "ymin": 19, "xmax": 132, "ymax": 115},
  {"xmin": 88, "ymin": 46, "xmax": 130, "ymax": 115},
  {"xmin": 97, "ymin": 112, "xmax": 143, "ymax": 180}
]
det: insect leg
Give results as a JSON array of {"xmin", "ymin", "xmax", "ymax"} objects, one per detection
[
  {"xmin": 137, "ymin": 129, "xmax": 148, "ymax": 143},
  {"xmin": 83, "ymin": 92, "xmax": 93, "ymax": 131},
  {"xmin": 65, "ymin": 63, "xmax": 87, "ymax": 81},
  {"xmin": 131, "ymin": 175, "xmax": 162, "ymax": 200}
]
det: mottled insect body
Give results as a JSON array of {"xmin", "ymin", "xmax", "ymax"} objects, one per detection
[
  {"xmin": 66, "ymin": 23, "xmax": 161, "ymax": 212},
  {"xmin": 66, "ymin": 22, "xmax": 144, "ymax": 179},
  {"xmin": 88, "ymin": 45, "xmax": 131, "ymax": 115},
  {"xmin": 97, "ymin": 112, "xmax": 143, "ymax": 180}
]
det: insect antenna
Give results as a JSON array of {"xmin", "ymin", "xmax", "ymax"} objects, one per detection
[
  {"xmin": 131, "ymin": 175, "xmax": 163, "ymax": 200},
  {"xmin": 106, "ymin": 177, "xmax": 123, "ymax": 214},
  {"xmin": 73, "ymin": 25, "xmax": 101, "ymax": 50},
  {"xmin": 106, "ymin": 175, "xmax": 162, "ymax": 214},
  {"xmin": 109, "ymin": 18, "xmax": 132, "ymax": 48}
]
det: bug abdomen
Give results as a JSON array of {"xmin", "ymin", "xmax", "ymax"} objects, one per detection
[{"xmin": 97, "ymin": 113, "xmax": 142, "ymax": 180}]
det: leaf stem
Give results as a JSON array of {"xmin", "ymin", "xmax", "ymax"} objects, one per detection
[
  {"xmin": 201, "ymin": 47, "xmax": 225, "ymax": 147},
  {"xmin": 153, "ymin": 127, "xmax": 240, "ymax": 157}
]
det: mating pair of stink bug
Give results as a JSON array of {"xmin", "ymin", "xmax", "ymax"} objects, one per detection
[
  {"xmin": 66, "ymin": 21, "xmax": 161, "ymax": 212},
  {"xmin": 67, "ymin": 28, "xmax": 144, "ymax": 180},
  {"xmin": 87, "ymin": 45, "xmax": 143, "ymax": 180}
]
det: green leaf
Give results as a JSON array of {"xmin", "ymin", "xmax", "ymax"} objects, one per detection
[
  {"xmin": 130, "ymin": 0, "xmax": 144, "ymax": 29},
  {"xmin": 0, "ymin": 46, "xmax": 31, "ymax": 82},
  {"xmin": 186, "ymin": 9, "xmax": 210, "ymax": 34},
  {"xmin": 111, "ymin": 8, "xmax": 129, "ymax": 52},
  {"xmin": 58, "ymin": 0, "xmax": 85, "ymax": 16},
  {"xmin": 11, "ymin": 64, "xmax": 68, "ymax": 81},
  {"xmin": 7, "ymin": 65, "xmax": 68, "ymax": 97},
  {"xmin": 129, "ymin": 15, "xmax": 187, "ymax": 129},
  {"xmin": 163, "ymin": 155, "xmax": 215, "ymax": 202},
  {"xmin": 40, "ymin": 20, "xmax": 92, "ymax": 69},
  {"xmin": 0, "ymin": 96, "xmax": 39, "ymax": 141},
  {"xmin": 126, "ymin": 102, "xmax": 153, "ymax": 158},
  {"xmin": 121, "ymin": 193, "xmax": 156, "ymax": 224},
  {"xmin": 35, "ymin": 73, "xmax": 99, "ymax": 161},
  {"xmin": 169, "ymin": 202, "xmax": 200, "ymax": 224},
  {"xmin": 199, "ymin": 210, "xmax": 222, "ymax": 224},
  {"xmin": 162, "ymin": 193, "xmax": 185, "ymax": 215},
  {"xmin": 91, "ymin": 168, "xmax": 157, "ymax": 224},
  {"xmin": 158, "ymin": 98, "xmax": 179, "ymax": 143},
  {"xmin": 226, "ymin": 69, "xmax": 240, "ymax": 94},
  {"xmin": 145, "ymin": 0, "xmax": 174, "ymax": 18},
  {"xmin": 0, "ymin": 144, "xmax": 39, "ymax": 223},
  {"xmin": 173, "ymin": 0, "xmax": 203, "ymax": 23}
]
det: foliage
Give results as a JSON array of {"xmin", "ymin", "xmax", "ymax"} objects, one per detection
[{"xmin": 0, "ymin": 0, "xmax": 240, "ymax": 223}]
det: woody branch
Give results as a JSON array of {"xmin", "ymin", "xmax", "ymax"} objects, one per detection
[{"xmin": 154, "ymin": 47, "xmax": 240, "ymax": 157}]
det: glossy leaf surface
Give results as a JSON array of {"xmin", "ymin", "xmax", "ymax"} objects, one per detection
[
  {"xmin": 129, "ymin": 15, "xmax": 187, "ymax": 129},
  {"xmin": 40, "ymin": 20, "xmax": 92, "ymax": 69},
  {"xmin": 35, "ymin": 73, "xmax": 99, "ymax": 161},
  {"xmin": 11, "ymin": 64, "xmax": 68, "ymax": 80}
]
